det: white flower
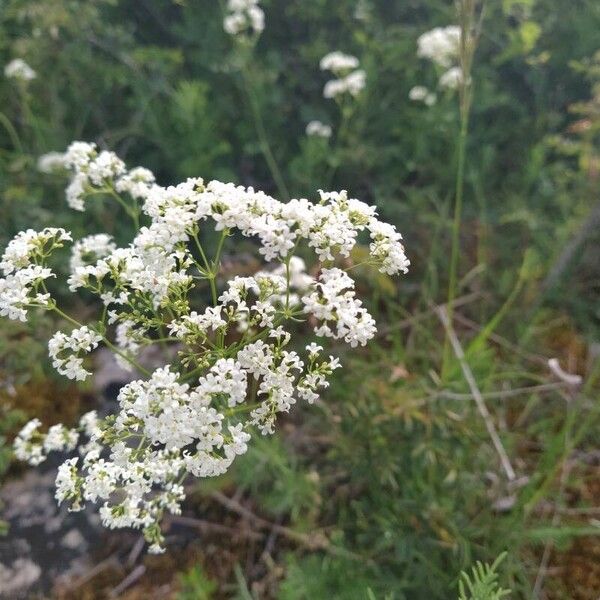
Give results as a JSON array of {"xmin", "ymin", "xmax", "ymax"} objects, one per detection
[
  {"xmin": 4, "ymin": 58, "xmax": 36, "ymax": 81},
  {"xmin": 0, "ymin": 266, "xmax": 53, "ymax": 321},
  {"xmin": 5, "ymin": 141, "xmax": 410, "ymax": 553},
  {"xmin": 306, "ymin": 120, "xmax": 332, "ymax": 138},
  {"xmin": 424, "ymin": 93, "xmax": 437, "ymax": 106},
  {"xmin": 62, "ymin": 144, "xmax": 126, "ymax": 211},
  {"xmin": 70, "ymin": 234, "xmax": 116, "ymax": 272},
  {"xmin": 38, "ymin": 152, "xmax": 66, "ymax": 174},
  {"xmin": 320, "ymin": 51, "xmax": 360, "ymax": 75},
  {"xmin": 116, "ymin": 167, "xmax": 155, "ymax": 200},
  {"xmin": 417, "ymin": 25, "xmax": 461, "ymax": 68},
  {"xmin": 306, "ymin": 343, "xmax": 323, "ymax": 357},
  {"xmin": 14, "ymin": 419, "xmax": 45, "ymax": 465},
  {"xmin": 48, "ymin": 326, "xmax": 102, "ymax": 381},
  {"xmin": 55, "ymin": 458, "xmax": 81, "ymax": 506},
  {"xmin": 410, "ymin": 86, "xmax": 437, "ymax": 106},
  {"xmin": 320, "ymin": 52, "xmax": 365, "ymax": 100},
  {"xmin": 439, "ymin": 66, "xmax": 464, "ymax": 90},
  {"xmin": 409, "ymin": 85, "xmax": 429, "ymax": 101},
  {"xmin": 0, "ymin": 228, "xmax": 71, "ymax": 275},
  {"xmin": 367, "ymin": 219, "xmax": 410, "ymax": 275},
  {"xmin": 324, "ymin": 69, "xmax": 366, "ymax": 99},
  {"xmin": 224, "ymin": 0, "xmax": 264, "ymax": 36},
  {"xmin": 303, "ymin": 268, "xmax": 377, "ymax": 347}
]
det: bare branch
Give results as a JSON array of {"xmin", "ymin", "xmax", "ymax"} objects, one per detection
[{"xmin": 436, "ymin": 305, "xmax": 516, "ymax": 481}]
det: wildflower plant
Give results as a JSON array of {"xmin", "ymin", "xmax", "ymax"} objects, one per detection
[
  {"xmin": 223, "ymin": 0, "xmax": 265, "ymax": 37},
  {"xmin": 414, "ymin": 25, "xmax": 465, "ymax": 99},
  {"xmin": 4, "ymin": 58, "xmax": 37, "ymax": 82},
  {"xmin": 320, "ymin": 51, "xmax": 366, "ymax": 100},
  {"xmin": 3, "ymin": 141, "xmax": 409, "ymax": 553}
]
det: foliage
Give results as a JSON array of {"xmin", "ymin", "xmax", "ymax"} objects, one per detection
[
  {"xmin": 177, "ymin": 564, "xmax": 217, "ymax": 600},
  {"xmin": 0, "ymin": 0, "xmax": 599, "ymax": 597},
  {"xmin": 458, "ymin": 553, "xmax": 510, "ymax": 600}
]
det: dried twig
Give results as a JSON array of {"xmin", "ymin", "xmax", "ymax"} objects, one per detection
[
  {"xmin": 64, "ymin": 554, "xmax": 120, "ymax": 591},
  {"xmin": 126, "ymin": 536, "xmax": 145, "ymax": 568},
  {"xmin": 436, "ymin": 305, "xmax": 516, "ymax": 481},
  {"xmin": 532, "ymin": 461, "xmax": 571, "ymax": 598},
  {"xmin": 109, "ymin": 564, "xmax": 147, "ymax": 598},
  {"xmin": 209, "ymin": 491, "xmax": 367, "ymax": 563},
  {"xmin": 377, "ymin": 292, "xmax": 482, "ymax": 337},
  {"xmin": 166, "ymin": 514, "xmax": 264, "ymax": 541},
  {"xmin": 437, "ymin": 382, "xmax": 571, "ymax": 401},
  {"xmin": 452, "ymin": 311, "xmax": 548, "ymax": 367},
  {"xmin": 542, "ymin": 198, "xmax": 600, "ymax": 293}
]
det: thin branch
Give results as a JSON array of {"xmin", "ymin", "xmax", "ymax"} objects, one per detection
[
  {"xmin": 109, "ymin": 564, "xmax": 146, "ymax": 598},
  {"xmin": 532, "ymin": 460, "xmax": 571, "ymax": 597},
  {"xmin": 63, "ymin": 554, "xmax": 119, "ymax": 591},
  {"xmin": 209, "ymin": 491, "xmax": 368, "ymax": 563},
  {"xmin": 377, "ymin": 292, "xmax": 482, "ymax": 337},
  {"xmin": 166, "ymin": 514, "xmax": 264, "ymax": 541},
  {"xmin": 542, "ymin": 198, "xmax": 600, "ymax": 293},
  {"xmin": 452, "ymin": 311, "xmax": 549, "ymax": 367},
  {"xmin": 436, "ymin": 305, "xmax": 516, "ymax": 481},
  {"xmin": 437, "ymin": 382, "xmax": 571, "ymax": 401}
]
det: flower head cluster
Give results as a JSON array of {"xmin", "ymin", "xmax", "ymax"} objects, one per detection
[
  {"xmin": 70, "ymin": 234, "xmax": 116, "ymax": 271},
  {"xmin": 62, "ymin": 142, "xmax": 127, "ymax": 211},
  {"xmin": 417, "ymin": 26, "xmax": 461, "ymax": 68},
  {"xmin": 9, "ymin": 142, "xmax": 409, "ymax": 553},
  {"xmin": 320, "ymin": 51, "xmax": 366, "ymax": 99},
  {"xmin": 306, "ymin": 120, "xmax": 333, "ymax": 139},
  {"xmin": 4, "ymin": 58, "xmax": 36, "ymax": 81},
  {"xmin": 14, "ymin": 418, "xmax": 78, "ymax": 466},
  {"xmin": 415, "ymin": 25, "xmax": 464, "ymax": 98},
  {"xmin": 0, "ymin": 228, "xmax": 71, "ymax": 321},
  {"xmin": 38, "ymin": 151, "xmax": 67, "ymax": 174},
  {"xmin": 223, "ymin": 0, "xmax": 265, "ymax": 36},
  {"xmin": 409, "ymin": 85, "xmax": 437, "ymax": 106},
  {"xmin": 438, "ymin": 66, "xmax": 463, "ymax": 90},
  {"xmin": 48, "ymin": 326, "xmax": 102, "ymax": 381}
]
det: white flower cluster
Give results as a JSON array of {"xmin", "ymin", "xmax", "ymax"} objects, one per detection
[
  {"xmin": 48, "ymin": 326, "xmax": 102, "ymax": 381},
  {"xmin": 223, "ymin": 0, "xmax": 265, "ymax": 36},
  {"xmin": 4, "ymin": 58, "xmax": 36, "ymax": 81},
  {"xmin": 38, "ymin": 151, "xmax": 66, "ymax": 174},
  {"xmin": 320, "ymin": 51, "xmax": 366, "ymax": 99},
  {"xmin": 306, "ymin": 120, "xmax": 332, "ymax": 139},
  {"xmin": 62, "ymin": 142, "xmax": 127, "ymax": 211},
  {"xmin": 303, "ymin": 268, "xmax": 376, "ymax": 347},
  {"xmin": 0, "ymin": 228, "xmax": 71, "ymax": 321},
  {"xmin": 70, "ymin": 234, "xmax": 116, "ymax": 271},
  {"xmin": 417, "ymin": 26, "xmax": 461, "ymax": 68},
  {"xmin": 8, "ymin": 142, "xmax": 409, "ymax": 552},
  {"xmin": 408, "ymin": 85, "xmax": 437, "ymax": 106},
  {"xmin": 438, "ymin": 66, "xmax": 463, "ymax": 90},
  {"xmin": 14, "ymin": 418, "xmax": 78, "ymax": 466},
  {"xmin": 415, "ymin": 25, "xmax": 465, "ymax": 98}
]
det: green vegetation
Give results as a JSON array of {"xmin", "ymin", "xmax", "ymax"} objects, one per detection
[{"xmin": 1, "ymin": 0, "xmax": 600, "ymax": 597}]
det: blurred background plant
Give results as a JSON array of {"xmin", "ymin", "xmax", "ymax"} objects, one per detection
[{"xmin": 1, "ymin": 0, "xmax": 600, "ymax": 598}]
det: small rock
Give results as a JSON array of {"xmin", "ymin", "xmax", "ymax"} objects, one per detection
[{"xmin": 0, "ymin": 558, "xmax": 41, "ymax": 598}]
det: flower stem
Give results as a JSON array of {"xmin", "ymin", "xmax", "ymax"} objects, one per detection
[
  {"xmin": 52, "ymin": 306, "xmax": 151, "ymax": 376},
  {"xmin": 241, "ymin": 70, "xmax": 290, "ymax": 200},
  {"xmin": 441, "ymin": 0, "xmax": 478, "ymax": 381}
]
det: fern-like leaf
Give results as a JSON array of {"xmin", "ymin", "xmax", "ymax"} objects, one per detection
[{"xmin": 458, "ymin": 552, "xmax": 510, "ymax": 600}]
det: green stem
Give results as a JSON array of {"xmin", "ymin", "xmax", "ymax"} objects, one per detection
[
  {"xmin": 325, "ymin": 100, "xmax": 352, "ymax": 189},
  {"xmin": 441, "ymin": 0, "xmax": 476, "ymax": 381},
  {"xmin": 192, "ymin": 231, "xmax": 218, "ymax": 306},
  {"xmin": 0, "ymin": 111, "xmax": 23, "ymax": 153},
  {"xmin": 213, "ymin": 229, "xmax": 227, "ymax": 271},
  {"xmin": 107, "ymin": 188, "xmax": 140, "ymax": 229},
  {"xmin": 241, "ymin": 70, "xmax": 290, "ymax": 200},
  {"xmin": 52, "ymin": 306, "xmax": 151, "ymax": 376}
]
